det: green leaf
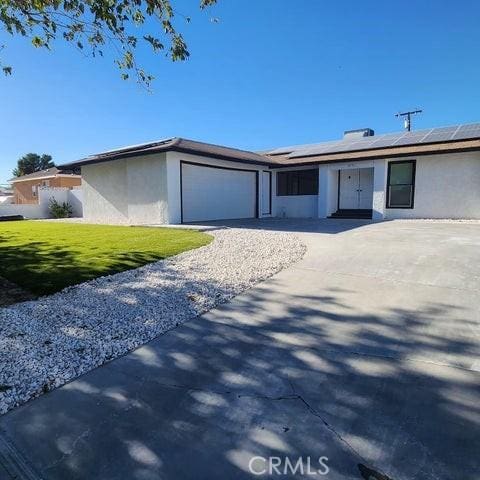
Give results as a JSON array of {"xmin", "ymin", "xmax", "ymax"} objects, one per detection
[
  {"xmin": 200, "ymin": 0, "xmax": 218, "ymax": 8},
  {"xmin": 31, "ymin": 36, "xmax": 45, "ymax": 48},
  {"xmin": 0, "ymin": 0, "xmax": 221, "ymax": 87}
]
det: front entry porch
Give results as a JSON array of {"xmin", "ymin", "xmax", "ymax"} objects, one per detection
[{"xmin": 328, "ymin": 167, "xmax": 374, "ymax": 219}]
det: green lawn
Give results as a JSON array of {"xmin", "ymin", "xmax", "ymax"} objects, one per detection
[{"xmin": 0, "ymin": 221, "xmax": 212, "ymax": 296}]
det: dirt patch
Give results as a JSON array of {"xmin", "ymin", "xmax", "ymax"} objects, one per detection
[{"xmin": 0, "ymin": 277, "xmax": 36, "ymax": 307}]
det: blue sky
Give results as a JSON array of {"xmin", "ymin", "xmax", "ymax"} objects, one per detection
[{"xmin": 1, "ymin": 0, "xmax": 480, "ymax": 183}]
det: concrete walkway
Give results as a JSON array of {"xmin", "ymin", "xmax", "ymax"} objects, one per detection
[{"xmin": 1, "ymin": 219, "xmax": 479, "ymax": 479}]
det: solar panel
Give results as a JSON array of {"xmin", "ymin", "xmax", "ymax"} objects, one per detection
[
  {"xmin": 420, "ymin": 127, "xmax": 458, "ymax": 143},
  {"xmin": 332, "ymin": 141, "xmax": 375, "ymax": 152},
  {"xmin": 95, "ymin": 139, "xmax": 173, "ymax": 156},
  {"xmin": 392, "ymin": 132, "xmax": 431, "ymax": 146},
  {"xmin": 268, "ymin": 139, "xmax": 344, "ymax": 155},
  {"xmin": 367, "ymin": 134, "xmax": 403, "ymax": 148},
  {"xmin": 275, "ymin": 122, "xmax": 480, "ymax": 159},
  {"xmin": 456, "ymin": 124, "xmax": 480, "ymax": 131},
  {"xmin": 452, "ymin": 124, "xmax": 480, "ymax": 140}
]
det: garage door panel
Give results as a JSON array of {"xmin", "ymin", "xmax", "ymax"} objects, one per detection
[{"xmin": 182, "ymin": 163, "xmax": 257, "ymax": 222}]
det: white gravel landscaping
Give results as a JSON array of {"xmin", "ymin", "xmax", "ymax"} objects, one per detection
[{"xmin": 0, "ymin": 227, "xmax": 305, "ymax": 415}]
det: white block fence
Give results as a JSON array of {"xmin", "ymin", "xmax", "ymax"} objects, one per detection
[{"xmin": 0, "ymin": 187, "xmax": 83, "ymax": 219}]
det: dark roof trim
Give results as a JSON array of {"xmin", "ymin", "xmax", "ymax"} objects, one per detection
[
  {"xmin": 284, "ymin": 137, "xmax": 480, "ymax": 160},
  {"xmin": 60, "ymin": 147, "xmax": 274, "ymax": 168},
  {"xmin": 266, "ymin": 122, "xmax": 480, "ymax": 158},
  {"xmin": 168, "ymin": 146, "xmax": 274, "ymax": 166},
  {"xmin": 59, "ymin": 138, "xmax": 276, "ymax": 169},
  {"xmin": 59, "ymin": 148, "xmax": 161, "ymax": 168},
  {"xmin": 268, "ymin": 141, "xmax": 480, "ymax": 168}
]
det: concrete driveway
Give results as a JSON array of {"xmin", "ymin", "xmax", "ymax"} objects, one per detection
[{"xmin": 1, "ymin": 219, "xmax": 479, "ymax": 480}]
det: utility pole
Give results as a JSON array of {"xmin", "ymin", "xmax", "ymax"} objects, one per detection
[{"xmin": 395, "ymin": 109, "xmax": 423, "ymax": 131}]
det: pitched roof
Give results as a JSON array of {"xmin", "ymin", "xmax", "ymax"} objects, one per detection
[
  {"xmin": 9, "ymin": 167, "xmax": 61, "ymax": 182},
  {"xmin": 59, "ymin": 137, "xmax": 277, "ymax": 169},
  {"xmin": 9, "ymin": 167, "xmax": 80, "ymax": 183},
  {"xmin": 264, "ymin": 122, "xmax": 480, "ymax": 164},
  {"xmin": 58, "ymin": 122, "xmax": 480, "ymax": 171}
]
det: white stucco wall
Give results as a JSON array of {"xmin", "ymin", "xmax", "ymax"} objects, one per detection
[
  {"xmin": 68, "ymin": 188, "xmax": 83, "ymax": 217},
  {"xmin": 275, "ymin": 196, "xmax": 318, "ymax": 218},
  {"xmin": 271, "ymin": 165, "xmax": 320, "ymax": 218},
  {"xmin": 383, "ymin": 152, "xmax": 480, "ymax": 219},
  {"xmin": 372, "ymin": 159, "xmax": 387, "ymax": 220},
  {"xmin": 82, "ymin": 153, "xmax": 168, "ymax": 224}
]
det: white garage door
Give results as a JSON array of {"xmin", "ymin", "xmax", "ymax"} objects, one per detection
[{"xmin": 181, "ymin": 162, "xmax": 257, "ymax": 222}]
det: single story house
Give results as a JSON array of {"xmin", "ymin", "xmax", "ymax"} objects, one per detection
[
  {"xmin": 10, "ymin": 167, "xmax": 82, "ymax": 205},
  {"xmin": 59, "ymin": 122, "xmax": 480, "ymax": 224}
]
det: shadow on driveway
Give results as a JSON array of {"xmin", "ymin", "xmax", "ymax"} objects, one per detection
[{"xmin": 185, "ymin": 217, "xmax": 377, "ymax": 234}]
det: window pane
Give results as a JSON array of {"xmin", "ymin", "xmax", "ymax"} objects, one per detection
[
  {"xmin": 277, "ymin": 172, "xmax": 287, "ymax": 195},
  {"xmin": 297, "ymin": 170, "xmax": 317, "ymax": 195},
  {"xmin": 277, "ymin": 169, "xmax": 318, "ymax": 196},
  {"xmin": 389, "ymin": 185, "xmax": 412, "ymax": 207},
  {"xmin": 390, "ymin": 162, "xmax": 413, "ymax": 185},
  {"xmin": 290, "ymin": 173, "xmax": 299, "ymax": 195}
]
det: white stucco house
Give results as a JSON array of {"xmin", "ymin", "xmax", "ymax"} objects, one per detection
[{"xmin": 59, "ymin": 123, "xmax": 480, "ymax": 224}]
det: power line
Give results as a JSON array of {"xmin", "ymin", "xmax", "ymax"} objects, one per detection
[{"xmin": 395, "ymin": 109, "xmax": 423, "ymax": 131}]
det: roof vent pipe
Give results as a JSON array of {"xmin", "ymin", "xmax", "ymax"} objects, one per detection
[{"xmin": 343, "ymin": 128, "xmax": 375, "ymax": 140}]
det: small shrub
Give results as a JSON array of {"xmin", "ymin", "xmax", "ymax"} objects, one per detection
[{"xmin": 49, "ymin": 199, "xmax": 73, "ymax": 218}]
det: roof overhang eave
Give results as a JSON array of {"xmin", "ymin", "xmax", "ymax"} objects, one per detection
[
  {"xmin": 267, "ymin": 139, "xmax": 480, "ymax": 168},
  {"xmin": 9, "ymin": 173, "xmax": 81, "ymax": 183},
  {"xmin": 59, "ymin": 146, "xmax": 278, "ymax": 169}
]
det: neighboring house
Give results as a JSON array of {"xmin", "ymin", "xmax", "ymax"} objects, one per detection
[
  {"xmin": 59, "ymin": 122, "xmax": 480, "ymax": 224},
  {"xmin": 0, "ymin": 186, "xmax": 13, "ymax": 205},
  {"xmin": 9, "ymin": 168, "xmax": 82, "ymax": 204}
]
